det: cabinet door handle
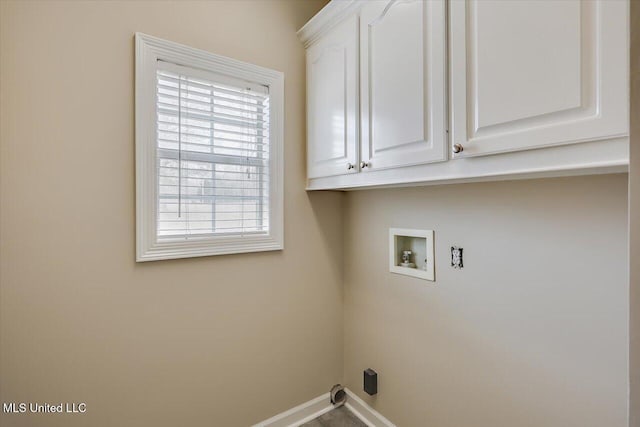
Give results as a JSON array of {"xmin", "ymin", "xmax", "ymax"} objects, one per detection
[
  {"xmin": 360, "ymin": 161, "xmax": 370, "ymax": 169},
  {"xmin": 453, "ymin": 144, "xmax": 464, "ymax": 154},
  {"xmin": 347, "ymin": 163, "xmax": 355, "ymax": 170}
]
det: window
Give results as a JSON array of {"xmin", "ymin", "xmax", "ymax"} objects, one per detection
[{"xmin": 135, "ymin": 33, "xmax": 283, "ymax": 261}]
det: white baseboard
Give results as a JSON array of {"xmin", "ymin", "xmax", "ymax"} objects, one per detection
[
  {"xmin": 344, "ymin": 388, "xmax": 395, "ymax": 427},
  {"xmin": 253, "ymin": 388, "xmax": 395, "ymax": 427},
  {"xmin": 252, "ymin": 393, "xmax": 333, "ymax": 427}
]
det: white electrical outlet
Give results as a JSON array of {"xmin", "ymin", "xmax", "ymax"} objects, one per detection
[{"xmin": 451, "ymin": 246, "xmax": 463, "ymax": 269}]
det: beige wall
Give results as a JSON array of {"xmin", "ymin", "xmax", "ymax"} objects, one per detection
[
  {"xmin": 630, "ymin": 1, "xmax": 639, "ymax": 426},
  {"xmin": 1, "ymin": 2, "xmax": 633, "ymax": 427},
  {"xmin": 343, "ymin": 175, "xmax": 629, "ymax": 427},
  {"xmin": 0, "ymin": 1, "xmax": 341, "ymax": 427}
]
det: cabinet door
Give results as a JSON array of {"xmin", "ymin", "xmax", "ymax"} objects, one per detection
[
  {"xmin": 360, "ymin": 0, "xmax": 447, "ymax": 172},
  {"xmin": 449, "ymin": 0, "xmax": 628, "ymax": 158},
  {"xmin": 306, "ymin": 15, "xmax": 359, "ymax": 179}
]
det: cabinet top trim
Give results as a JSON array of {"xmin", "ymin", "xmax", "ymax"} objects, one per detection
[{"xmin": 297, "ymin": 0, "xmax": 364, "ymax": 47}]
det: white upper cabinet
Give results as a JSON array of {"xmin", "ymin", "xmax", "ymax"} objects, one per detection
[
  {"xmin": 306, "ymin": 15, "xmax": 359, "ymax": 179},
  {"xmin": 360, "ymin": 0, "xmax": 447, "ymax": 171},
  {"xmin": 299, "ymin": 0, "xmax": 629, "ymax": 190},
  {"xmin": 449, "ymin": 0, "xmax": 629, "ymax": 158}
]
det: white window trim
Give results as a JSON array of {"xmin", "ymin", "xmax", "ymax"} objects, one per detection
[{"xmin": 135, "ymin": 33, "xmax": 284, "ymax": 262}]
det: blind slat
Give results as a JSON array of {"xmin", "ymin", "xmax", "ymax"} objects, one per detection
[
  {"xmin": 159, "ymin": 226, "xmax": 266, "ymax": 232},
  {"xmin": 159, "ymin": 212, "xmax": 269, "ymax": 216},
  {"xmin": 159, "ymin": 195, "xmax": 269, "ymax": 201}
]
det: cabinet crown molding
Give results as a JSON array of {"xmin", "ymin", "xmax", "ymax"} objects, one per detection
[{"xmin": 297, "ymin": 0, "xmax": 364, "ymax": 48}]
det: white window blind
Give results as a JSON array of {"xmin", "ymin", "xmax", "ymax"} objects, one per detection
[{"xmin": 155, "ymin": 62, "xmax": 270, "ymax": 240}]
